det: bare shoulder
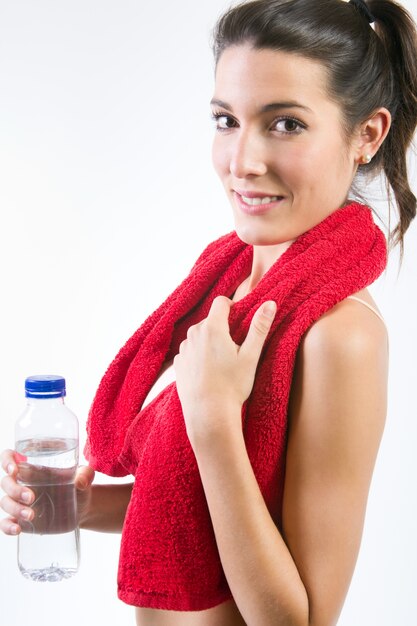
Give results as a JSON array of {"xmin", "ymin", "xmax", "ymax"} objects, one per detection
[
  {"xmin": 282, "ymin": 295, "xmax": 389, "ymax": 625},
  {"xmin": 302, "ymin": 288, "xmax": 389, "ymax": 362},
  {"xmin": 288, "ymin": 291, "xmax": 389, "ymax": 482}
]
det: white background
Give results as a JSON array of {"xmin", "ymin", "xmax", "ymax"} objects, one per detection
[{"xmin": 0, "ymin": 1, "xmax": 416, "ymax": 624}]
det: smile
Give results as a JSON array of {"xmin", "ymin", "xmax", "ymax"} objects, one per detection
[
  {"xmin": 240, "ymin": 195, "xmax": 280, "ymax": 206},
  {"xmin": 234, "ymin": 191, "xmax": 285, "ymax": 216}
]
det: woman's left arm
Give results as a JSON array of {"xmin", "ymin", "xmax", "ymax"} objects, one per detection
[{"xmin": 174, "ymin": 296, "xmax": 388, "ymax": 626}]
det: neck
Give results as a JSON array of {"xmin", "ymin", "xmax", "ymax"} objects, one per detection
[
  {"xmin": 240, "ymin": 198, "xmax": 356, "ymax": 297},
  {"xmin": 236, "ymin": 239, "xmax": 295, "ymax": 299}
]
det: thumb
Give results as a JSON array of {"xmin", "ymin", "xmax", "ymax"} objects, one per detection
[
  {"xmin": 240, "ymin": 301, "xmax": 277, "ymax": 366},
  {"xmin": 75, "ymin": 465, "xmax": 95, "ymax": 490}
]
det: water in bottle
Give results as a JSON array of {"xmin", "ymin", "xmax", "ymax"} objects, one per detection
[{"xmin": 15, "ymin": 375, "xmax": 80, "ymax": 582}]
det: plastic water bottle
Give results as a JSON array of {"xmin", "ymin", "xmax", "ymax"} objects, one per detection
[{"xmin": 15, "ymin": 375, "xmax": 80, "ymax": 582}]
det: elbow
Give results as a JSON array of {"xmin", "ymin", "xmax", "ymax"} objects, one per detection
[
  {"xmin": 273, "ymin": 580, "xmax": 309, "ymax": 626},
  {"xmin": 240, "ymin": 573, "xmax": 310, "ymax": 626},
  {"xmin": 290, "ymin": 585, "xmax": 310, "ymax": 626},
  {"xmin": 275, "ymin": 589, "xmax": 310, "ymax": 626},
  {"xmin": 289, "ymin": 591, "xmax": 310, "ymax": 626},
  {"xmin": 290, "ymin": 608, "xmax": 310, "ymax": 626}
]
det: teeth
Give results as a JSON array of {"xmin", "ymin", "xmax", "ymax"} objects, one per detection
[{"xmin": 241, "ymin": 195, "xmax": 280, "ymax": 206}]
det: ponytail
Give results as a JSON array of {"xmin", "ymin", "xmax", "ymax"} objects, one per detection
[{"xmin": 368, "ymin": 0, "xmax": 417, "ymax": 264}]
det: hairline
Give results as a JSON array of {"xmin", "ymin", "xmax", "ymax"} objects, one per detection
[{"xmin": 213, "ymin": 41, "xmax": 359, "ymax": 149}]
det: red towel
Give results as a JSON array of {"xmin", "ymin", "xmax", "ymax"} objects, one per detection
[{"xmin": 84, "ymin": 201, "xmax": 387, "ymax": 610}]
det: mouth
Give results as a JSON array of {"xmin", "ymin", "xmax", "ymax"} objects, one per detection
[
  {"xmin": 233, "ymin": 190, "xmax": 285, "ymax": 215},
  {"xmin": 240, "ymin": 194, "xmax": 281, "ymax": 206}
]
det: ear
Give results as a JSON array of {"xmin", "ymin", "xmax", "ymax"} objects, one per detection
[{"xmin": 353, "ymin": 107, "xmax": 392, "ymax": 164}]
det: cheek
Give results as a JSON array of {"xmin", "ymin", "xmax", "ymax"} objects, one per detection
[
  {"xmin": 303, "ymin": 133, "xmax": 348, "ymax": 167},
  {"xmin": 279, "ymin": 140, "xmax": 348, "ymax": 186},
  {"xmin": 269, "ymin": 146, "xmax": 308, "ymax": 184}
]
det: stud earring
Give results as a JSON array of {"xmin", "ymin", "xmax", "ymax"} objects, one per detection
[{"xmin": 361, "ymin": 154, "xmax": 372, "ymax": 164}]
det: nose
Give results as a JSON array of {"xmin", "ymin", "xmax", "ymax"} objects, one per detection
[{"xmin": 229, "ymin": 131, "xmax": 268, "ymax": 178}]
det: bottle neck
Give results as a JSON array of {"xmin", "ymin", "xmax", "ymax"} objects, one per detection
[{"xmin": 26, "ymin": 396, "xmax": 65, "ymax": 407}]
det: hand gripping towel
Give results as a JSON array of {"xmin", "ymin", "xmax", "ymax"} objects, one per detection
[{"xmin": 84, "ymin": 201, "xmax": 387, "ymax": 611}]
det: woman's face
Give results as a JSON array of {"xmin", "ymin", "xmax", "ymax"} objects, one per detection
[{"xmin": 211, "ymin": 45, "xmax": 361, "ymax": 246}]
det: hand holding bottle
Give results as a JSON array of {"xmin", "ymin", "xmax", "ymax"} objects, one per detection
[
  {"xmin": 0, "ymin": 451, "xmax": 95, "ymax": 536},
  {"xmin": 0, "ymin": 449, "xmax": 35, "ymax": 535}
]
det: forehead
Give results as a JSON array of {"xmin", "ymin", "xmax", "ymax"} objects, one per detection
[{"xmin": 214, "ymin": 45, "xmax": 330, "ymax": 108}]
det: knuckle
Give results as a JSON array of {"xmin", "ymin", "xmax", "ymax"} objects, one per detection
[
  {"xmin": 0, "ymin": 495, "xmax": 17, "ymax": 517},
  {"xmin": 210, "ymin": 295, "xmax": 229, "ymax": 313},
  {"xmin": 253, "ymin": 319, "xmax": 270, "ymax": 335},
  {"xmin": 0, "ymin": 475, "xmax": 10, "ymax": 494},
  {"xmin": 1, "ymin": 519, "xmax": 18, "ymax": 536},
  {"xmin": 1, "ymin": 476, "xmax": 17, "ymax": 497},
  {"xmin": 187, "ymin": 319, "xmax": 204, "ymax": 338},
  {"xmin": 0, "ymin": 449, "xmax": 13, "ymax": 470}
]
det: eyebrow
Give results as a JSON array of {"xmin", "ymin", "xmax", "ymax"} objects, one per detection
[{"xmin": 210, "ymin": 98, "xmax": 313, "ymax": 114}]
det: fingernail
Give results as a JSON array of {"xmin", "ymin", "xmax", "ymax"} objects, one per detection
[
  {"xmin": 10, "ymin": 524, "xmax": 19, "ymax": 535},
  {"xmin": 21, "ymin": 509, "xmax": 31, "ymax": 520},
  {"xmin": 7, "ymin": 464, "xmax": 14, "ymax": 475},
  {"xmin": 263, "ymin": 301, "xmax": 277, "ymax": 318},
  {"xmin": 21, "ymin": 491, "xmax": 32, "ymax": 504}
]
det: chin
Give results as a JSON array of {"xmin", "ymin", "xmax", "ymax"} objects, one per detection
[{"xmin": 234, "ymin": 224, "xmax": 291, "ymax": 247}]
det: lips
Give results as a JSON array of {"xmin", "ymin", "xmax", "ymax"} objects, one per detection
[
  {"xmin": 240, "ymin": 194, "xmax": 281, "ymax": 206},
  {"xmin": 233, "ymin": 190, "xmax": 285, "ymax": 215}
]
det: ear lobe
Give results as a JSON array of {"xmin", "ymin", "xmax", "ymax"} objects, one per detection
[{"xmin": 354, "ymin": 107, "xmax": 392, "ymax": 162}]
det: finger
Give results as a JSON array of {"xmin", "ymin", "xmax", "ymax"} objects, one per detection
[
  {"xmin": 0, "ymin": 494, "xmax": 34, "ymax": 524},
  {"xmin": 0, "ymin": 516, "xmax": 21, "ymax": 536},
  {"xmin": 178, "ymin": 338, "xmax": 187, "ymax": 355},
  {"xmin": 240, "ymin": 300, "xmax": 277, "ymax": 366},
  {"xmin": 75, "ymin": 465, "xmax": 95, "ymax": 490},
  {"xmin": 206, "ymin": 295, "xmax": 234, "ymax": 329},
  {"xmin": 0, "ymin": 450, "xmax": 17, "ymax": 477},
  {"xmin": 186, "ymin": 319, "xmax": 205, "ymax": 337},
  {"xmin": 1, "ymin": 475, "xmax": 34, "ymax": 505}
]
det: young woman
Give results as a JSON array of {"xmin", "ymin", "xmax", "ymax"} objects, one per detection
[{"xmin": 2, "ymin": 1, "xmax": 417, "ymax": 624}]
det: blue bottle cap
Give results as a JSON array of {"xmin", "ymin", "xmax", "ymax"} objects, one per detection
[{"xmin": 25, "ymin": 375, "xmax": 66, "ymax": 398}]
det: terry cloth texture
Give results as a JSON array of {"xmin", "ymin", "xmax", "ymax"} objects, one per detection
[{"xmin": 84, "ymin": 201, "xmax": 387, "ymax": 610}]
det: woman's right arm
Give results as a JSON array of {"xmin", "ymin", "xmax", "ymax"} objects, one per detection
[
  {"xmin": 79, "ymin": 479, "xmax": 133, "ymax": 533},
  {"xmin": 0, "ymin": 449, "xmax": 133, "ymax": 535}
]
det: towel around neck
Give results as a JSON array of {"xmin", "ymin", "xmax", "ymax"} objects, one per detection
[{"xmin": 85, "ymin": 200, "xmax": 387, "ymax": 610}]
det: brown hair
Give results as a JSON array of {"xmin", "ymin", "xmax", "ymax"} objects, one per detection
[{"xmin": 212, "ymin": 0, "xmax": 417, "ymax": 265}]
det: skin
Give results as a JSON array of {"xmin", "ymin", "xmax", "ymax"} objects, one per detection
[{"xmin": 1, "ymin": 46, "xmax": 392, "ymax": 625}]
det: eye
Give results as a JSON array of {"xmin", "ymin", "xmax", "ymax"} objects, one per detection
[
  {"xmin": 273, "ymin": 117, "xmax": 305, "ymax": 135},
  {"xmin": 211, "ymin": 112, "xmax": 238, "ymax": 131}
]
